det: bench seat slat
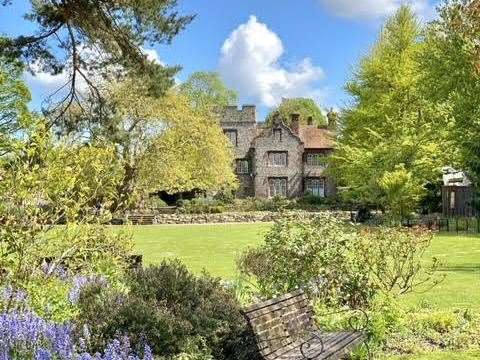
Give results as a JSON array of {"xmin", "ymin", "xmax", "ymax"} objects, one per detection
[{"xmin": 244, "ymin": 289, "xmax": 365, "ymax": 360}]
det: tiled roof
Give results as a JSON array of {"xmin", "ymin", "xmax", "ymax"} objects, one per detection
[{"xmin": 298, "ymin": 126, "xmax": 335, "ymax": 149}]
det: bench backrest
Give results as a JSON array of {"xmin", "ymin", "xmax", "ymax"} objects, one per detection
[{"xmin": 243, "ymin": 289, "xmax": 316, "ymax": 359}]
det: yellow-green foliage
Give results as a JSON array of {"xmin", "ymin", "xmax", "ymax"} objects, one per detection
[{"xmin": 331, "ymin": 6, "xmax": 456, "ymax": 216}]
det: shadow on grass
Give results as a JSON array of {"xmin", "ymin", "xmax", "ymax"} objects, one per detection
[{"xmin": 438, "ymin": 264, "xmax": 480, "ymax": 273}]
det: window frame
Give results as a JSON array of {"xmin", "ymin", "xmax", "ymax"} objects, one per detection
[
  {"xmin": 304, "ymin": 177, "xmax": 326, "ymax": 198},
  {"xmin": 268, "ymin": 177, "xmax": 288, "ymax": 198},
  {"xmin": 449, "ymin": 190, "xmax": 456, "ymax": 210},
  {"xmin": 223, "ymin": 129, "xmax": 238, "ymax": 147},
  {"xmin": 305, "ymin": 152, "xmax": 327, "ymax": 167},
  {"xmin": 268, "ymin": 151, "xmax": 288, "ymax": 167},
  {"xmin": 273, "ymin": 128, "xmax": 282, "ymax": 142},
  {"xmin": 236, "ymin": 159, "xmax": 250, "ymax": 174}
]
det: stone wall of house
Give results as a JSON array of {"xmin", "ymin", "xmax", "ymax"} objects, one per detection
[
  {"xmin": 220, "ymin": 105, "xmax": 258, "ymax": 197},
  {"xmin": 152, "ymin": 211, "xmax": 351, "ymax": 224},
  {"xmin": 252, "ymin": 123, "xmax": 304, "ymax": 198}
]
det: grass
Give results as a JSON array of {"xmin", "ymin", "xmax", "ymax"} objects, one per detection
[
  {"xmin": 118, "ymin": 224, "xmax": 480, "ymax": 359},
  {"xmin": 385, "ymin": 350, "xmax": 480, "ymax": 359},
  {"xmin": 123, "ymin": 223, "xmax": 270, "ymax": 278},
  {"xmin": 123, "ymin": 224, "xmax": 480, "ymax": 310}
]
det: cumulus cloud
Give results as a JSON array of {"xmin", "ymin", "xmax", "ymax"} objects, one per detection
[
  {"xmin": 219, "ymin": 16, "xmax": 326, "ymax": 108},
  {"xmin": 319, "ymin": 0, "xmax": 431, "ymax": 19}
]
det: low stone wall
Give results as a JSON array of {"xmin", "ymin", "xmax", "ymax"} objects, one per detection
[{"xmin": 153, "ymin": 211, "xmax": 351, "ymax": 224}]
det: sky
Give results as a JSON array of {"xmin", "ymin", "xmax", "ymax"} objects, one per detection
[{"xmin": 0, "ymin": 0, "xmax": 439, "ymax": 121}]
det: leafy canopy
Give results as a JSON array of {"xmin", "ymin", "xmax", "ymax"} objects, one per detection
[
  {"xmin": 179, "ymin": 71, "xmax": 238, "ymax": 111},
  {"xmin": 420, "ymin": 0, "xmax": 480, "ymax": 185},
  {"xmin": 265, "ymin": 98, "xmax": 327, "ymax": 127},
  {"xmin": 0, "ymin": 0, "xmax": 194, "ymax": 118},
  {"xmin": 60, "ymin": 77, "xmax": 237, "ymax": 211},
  {"xmin": 331, "ymin": 6, "xmax": 455, "ymax": 218}
]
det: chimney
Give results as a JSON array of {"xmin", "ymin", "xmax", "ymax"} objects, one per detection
[
  {"xmin": 290, "ymin": 113, "xmax": 300, "ymax": 134},
  {"xmin": 307, "ymin": 116, "xmax": 313, "ymax": 126},
  {"xmin": 327, "ymin": 110, "xmax": 338, "ymax": 131}
]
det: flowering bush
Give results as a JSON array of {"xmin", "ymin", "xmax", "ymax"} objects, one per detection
[
  {"xmin": 77, "ymin": 261, "xmax": 258, "ymax": 360},
  {"xmin": 238, "ymin": 213, "xmax": 441, "ymax": 308},
  {"xmin": 0, "ymin": 311, "xmax": 153, "ymax": 360}
]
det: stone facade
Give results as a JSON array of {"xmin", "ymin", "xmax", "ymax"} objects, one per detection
[{"xmin": 220, "ymin": 105, "xmax": 336, "ymax": 199}]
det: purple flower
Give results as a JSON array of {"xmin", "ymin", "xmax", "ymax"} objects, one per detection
[
  {"xmin": 68, "ymin": 275, "xmax": 108, "ymax": 304},
  {"xmin": 0, "ymin": 311, "xmax": 152, "ymax": 360}
]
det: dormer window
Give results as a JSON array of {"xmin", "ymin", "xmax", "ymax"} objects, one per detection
[
  {"xmin": 224, "ymin": 129, "xmax": 238, "ymax": 146},
  {"xmin": 273, "ymin": 128, "xmax": 282, "ymax": 141}
]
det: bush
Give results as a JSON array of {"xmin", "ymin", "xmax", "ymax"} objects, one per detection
[
  {"xmin": 238, "ymin": 213, "xmax": 441, "ymax": 308},
  {"xmin": 77, "ymin": 261, "xmax": 259, "ymax": 360},
  {"xmin": 177, "ymin": 198, "xmax": 226, "ymax": 214}
]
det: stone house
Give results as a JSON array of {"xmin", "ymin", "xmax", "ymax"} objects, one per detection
[{"xmin": 219, "ymin": 105, "xmax": 336, "ymax": 198}]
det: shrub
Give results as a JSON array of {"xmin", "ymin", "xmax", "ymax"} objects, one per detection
[
  {"xmin": 238, "ymin": 213, "xmax": 441, "ymax": 308},
  {"xmin": 178, "ymin": 198, "xmax": 226, "ymax": 214},
  {"xmin": 77, "ymin": 261, "xmax": 259, "ymax": 360}
]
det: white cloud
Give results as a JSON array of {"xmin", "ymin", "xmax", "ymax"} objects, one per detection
[
  {"xmin": 219, "ymin": 16, "xmax": 326, "ymax": 108},
  {"xmin": 319, "ymin": 0, "xmax": 431, "ymax": 19},
  {"xmin": 141, "ymin": 47, "xmax": 164, "ymax": 65}
]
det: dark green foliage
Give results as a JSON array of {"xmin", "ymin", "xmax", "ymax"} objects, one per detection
[
  {"xmin": 77, "ymin": 261, "xmax": 258, "ymax": 359},
  {"xmin": 0, "ymin": 0, "xmax": 194, "ymax": 115}
]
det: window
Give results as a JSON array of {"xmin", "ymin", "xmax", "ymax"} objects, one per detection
[
  {"xmin": 268, "ymin": 151, "xmax": 288, "ymax": 167},
  {"xmin": 450, "ymin": 191, "xmax": 456, "ymax": 210},
  {"xmin": 273, "ymin": 129, "xmax": 282, "ymax": 141},
  {"xmin": 306, "ymin": 153, "xmax": 327, "ymax": 167},
  {"xmin": 236, "ymin": 159, "xmax": 249, "ymax": 174},
  {"xmin": 305, "ymin": 178, "xmax": 325, "ymax": 197},
  {"xmin": 224, "ymin": 129, "xmax": 237, "ymax": 146},
  {"xmin": 269, "ymin": 178, "xmax": 287, "ymax": 197}
]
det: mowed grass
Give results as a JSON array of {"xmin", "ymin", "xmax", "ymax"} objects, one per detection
[
  {"xmin": 121, "ymin": 223, "xmax": 270, "ymax": 278},
  {"xmin": 120, "ymin": 224, "xmax": 480, "ymax": 310}
]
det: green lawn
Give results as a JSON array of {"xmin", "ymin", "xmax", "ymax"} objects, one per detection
[
  {"xmin": 116, "ymin": 224, "xmax": 480, "ymax": 359},
  {"xmin": 121, "ymin": 224, "xmax": 480, "ymax": 310},
  {"xmin": 122, "ymin": 223, "xmax": 270, "ymax": 278}
]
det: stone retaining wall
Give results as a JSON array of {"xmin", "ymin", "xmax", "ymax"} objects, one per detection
[{"xmin": 152, "ymin": 211, "xmax": 351, "ymax": 224}]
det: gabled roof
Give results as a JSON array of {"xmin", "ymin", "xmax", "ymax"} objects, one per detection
[
  {"xmin": 298, "ymin": 126, "xmax": 335, "ymax": 149},
  {"xmin": 252, "ymin": 121, "xmax": 303, "ymax": 144}
]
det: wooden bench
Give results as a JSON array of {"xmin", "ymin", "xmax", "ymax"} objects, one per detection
[{"xmin": 244, "ymin": 289, "xmax": 365, "ymax": 360}]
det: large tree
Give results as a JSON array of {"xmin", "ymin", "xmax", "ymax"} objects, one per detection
[
  {"xmin": 179, "ymin": 71, "xmax": 238, "ymax": 111},
  {"xmin": 331, "ymin": 6, "xmax": 455, "ymax": 218},
  {"xmin": 0, "ymin": 0, "xmax": 194, "ymax": 118},
  {"xmin": 265, "ymin": 98, "xmax": 327, "ymax": 127},
  {"xmin": 420, "ymin": 0, "xmax": 480, "ymax": 186},
  {"xmin": 62, "ymin": 78, "xmax": 237, "ymax": 211}
]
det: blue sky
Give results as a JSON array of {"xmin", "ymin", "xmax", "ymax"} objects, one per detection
[{"xmin": 0, "ymin": 0, "xmax": 439, "ymax": 120}]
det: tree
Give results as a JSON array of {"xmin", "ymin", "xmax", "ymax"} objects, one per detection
[
  {"xmin": 61, "ymin": 78, "xmax": 237, "ymax": 211},
  {"xmin": 331, "ymin": 6, "xmax": 455, "ymax": 218},
  {"xmin": 0, "ymin": 62, "xmax": 132, "ymax": 312},
  {"xmin": 179, "ymin": 71, "xmax": 238, "ymax": 111},
  {"xmin": 420, "ymin": 0, "xmax": 480, "ymax": 187},
  {"xmin": 0, "ymin": 59, "xmax": 33, "ymax": 151},
  {"xmin": 0, "ymin": 0, "xmax": 194, "ymax": 118},
  {"xmin": 265, "ymin": 98, "xmax": 327, "ymax": 127}
]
